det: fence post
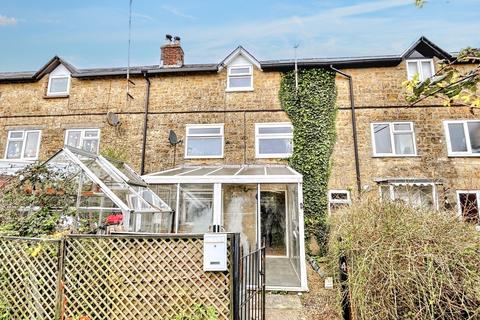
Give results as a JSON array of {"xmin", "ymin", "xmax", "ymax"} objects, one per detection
[
  {"xmin": 231, "ymin": 233, "xmax": 241, "ymax": 320},
  {"xmin": 55, "ymin": 237, "xmax": 66, "ymax": 320},
  {"xmin": 339, "ymin": 253, "xmax": 352, "ymax": 320}
]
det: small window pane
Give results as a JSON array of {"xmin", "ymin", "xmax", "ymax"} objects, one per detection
[
  {"xmin": 66, "ymin": 131, "xmax": 82, "ymax": 148},
  {"xmin": 10, "ymin": 132, "xmax": 23, "ymax": 139},
  {"xmin": 6, "ymin": 141, "xmax": 23, "ymax": 159},
  {"xmin": 187, "ymin": 137, "xmax": 223, "ymax": 157},
  {"xmin": 407, "ymin": 62, "xmax": 418, "ymax": 79},
  {"xmin": 230, "ymin": 67, "xmax": 250, "ymax": 75},
  {"xmin": 258, "ymin": 138, "xmax": 292, "ymax": 155},
  {"xmin": 467, "ymin": 122, "xmax": 480, "ymax": 153},
  {"xmin": 331, "ymin": 192, "xmax": 348, "ymax": 201},
  {"xmin": 229, "ymin": 76, "xmax": 252, "ymax": 88},
  {"xmin": 83, "ymin": 139, "xmax": 99, "ymax": 153},
  {"xmin": 394, "ymin": 132, "xmax": 415, "ymax": 155},
  {"xmin": 393, "ymin": 123, "xmax": 411, "ymax": 131},
  {"xmin": 85, "ymin": 130, "xmax": 99, "ymax": 138},
  {"xmin": 373, "ymin": 124, "xmax": 392, "ymax": 154},
  {"xmin": 24, "ymin": 132, "xmax": 40, "ymax": 158},
  {"xmin": 188, "ymin": 127, "xmax": 221, "ymax": 135},
  {"xmin": 459, "ymin": 193, "xmax": 478, "ymax": 224},
  {"xmin": 421, "ymin": 61, "xmax": 433, "ymax": 79},
  {"xmin": 448, "ymin": 123, "xmax": 467, "ymax": 152},
  {"xmin": 258, "ymin": 126, "xmax": 292, "ymax": 134},
  {"xmin": 49, "ymin": 77, "xmax": 69, "ymax": 93}
]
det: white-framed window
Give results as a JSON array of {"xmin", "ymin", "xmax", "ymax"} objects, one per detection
[
  {"xmin": 47, "ymin": 64, "xmax": 71, "ymax": 96},
  {"xmin": 255, "ymin": 123, "xmax": 293, "ymax": 158},
  {"xmin": 185, "ymin": 124, "xmax": 224, "ymax": 158},
  {"xmin": 328, "ymin": 190, "xmax": 351, "ymax": 214},
  {"xmin": 226, "ymin": 65, "xmax": 253, "ymax": 91},
  {"xmin": 4, "ymin": 130, "xmax": 42, "ymax": 160},
  {"xmin": 65, "ymin": 129, "xmax": 100, "ymax": 153},
  {"xmin": 444, "ymin": 120, "xmax": 480, "ymax": 156},
  {"xmin": 406, "ymin": 59, "xmax": 435, "ymax": 81},
  {"xmin": 379, "ymin": 183, "xmax": 438, "ymax": 210},
  {"xmin": 456, "ymin": 190, "xmax": 479, "ymax": 224},
  {"xmin": 371, "ymin": 122, "xmax": 417, "ymax": 156}
]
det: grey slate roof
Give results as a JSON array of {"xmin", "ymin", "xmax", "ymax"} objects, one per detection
[{"xmin": 0, "ymin": 36, "xmax": 464, "ymax": 82}]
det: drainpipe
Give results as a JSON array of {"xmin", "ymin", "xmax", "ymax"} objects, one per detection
[
  {"xmin": 330, "ymin": 66, "xmax": 362, "ymax": 197},
  {"xmin": 140, "ymin": 70, "xmax": 150, "ymax": 175}
]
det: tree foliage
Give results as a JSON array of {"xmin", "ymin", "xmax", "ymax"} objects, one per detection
[
  {"xmin": 0, "ymin": 164, "xmax": 77, "ymax": 237},
  {"xmin": 279, "ymin": 68, "xmax": 337, "ymax": 255},
  {"xmin": 408, "ymin": 0, "xmax": 480, "ymax": 108}
]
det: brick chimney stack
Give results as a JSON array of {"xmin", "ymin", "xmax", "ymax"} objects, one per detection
[{"xmin": 161, "ymin": 35, "xmax": 184, "ymax": 68}]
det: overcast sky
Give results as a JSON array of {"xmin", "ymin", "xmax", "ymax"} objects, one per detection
[{"xmin": 0, "ymin": 0, "xmax": 479, "ymax": 72}]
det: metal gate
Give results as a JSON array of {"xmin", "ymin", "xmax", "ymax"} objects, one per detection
[{"xmin": 232, "ymin": 234, "xmax": 266, "ymax": 320}]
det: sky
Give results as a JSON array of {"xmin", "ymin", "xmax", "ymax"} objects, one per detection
[{"xmin": 0, "ymin": 0, "xmax": 479, "ymax": 72}]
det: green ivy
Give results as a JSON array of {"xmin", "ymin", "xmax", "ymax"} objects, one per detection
[{"xmin": 279, "ymin": 68, "xmax": 337, "ymax": 255}]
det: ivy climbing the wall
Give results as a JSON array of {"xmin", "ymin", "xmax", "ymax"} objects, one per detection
[{"xmin": 279, "ymin": 68, "xmax": 337, "ymax": 255}]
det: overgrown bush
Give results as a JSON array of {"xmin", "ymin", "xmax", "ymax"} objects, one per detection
[{"xmin": 329, "ymin": 200, "xmax": 480, "ymax": 319}]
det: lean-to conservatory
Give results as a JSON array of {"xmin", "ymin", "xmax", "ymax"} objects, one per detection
[
  {"xmin": 143, "ymin": 165, "xmax": 308, "ymax": 291},
  {"xmin": 44, "ymin": 147, "xmax": 172, "ymax": 231}
]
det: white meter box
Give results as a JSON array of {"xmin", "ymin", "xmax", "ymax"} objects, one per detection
[{"xmin": 203, "ymin": 233, "xmax": 228, "ymax": 272}]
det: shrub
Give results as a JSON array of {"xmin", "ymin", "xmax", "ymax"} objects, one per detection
[{"xmin": 328, "ymin": 199, "xmax": 480, "ymax": 319}]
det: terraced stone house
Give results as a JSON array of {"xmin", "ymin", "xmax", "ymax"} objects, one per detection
[{"xmin": 0, "ymin": 36, "xmax": 478, "ymax": 291}]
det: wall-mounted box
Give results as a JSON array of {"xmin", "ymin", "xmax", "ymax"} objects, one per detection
[{"xmin": 203, "ymin": 233, "xmax": 227, "ymax": 272}]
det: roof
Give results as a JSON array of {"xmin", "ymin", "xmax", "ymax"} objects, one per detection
[
  {"xmin": 0, "ymin": 36, "xmax": 467, "ymax": 82},
  {"xmin": 143, "ymin": 165, "xmax": 303, "ymax": 184}
]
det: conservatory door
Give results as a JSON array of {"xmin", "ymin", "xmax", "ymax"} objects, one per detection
[{"xmin": 260, "ymin": 191, "xmax": 287, "ymax": 257}]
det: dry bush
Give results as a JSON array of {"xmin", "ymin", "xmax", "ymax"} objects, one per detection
[{"xmin": 328, "ymin": 199, "xmax": 480, "ymax": 319}]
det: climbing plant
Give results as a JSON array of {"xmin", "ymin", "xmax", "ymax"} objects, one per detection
[{"xmin": 279, "ymin": 68, "xmax": 337, "ymax": 255}]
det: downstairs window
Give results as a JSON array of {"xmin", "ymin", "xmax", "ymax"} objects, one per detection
[{"xmin": 457, "ymin": 191, "xmax": 479, "ymax": 224}]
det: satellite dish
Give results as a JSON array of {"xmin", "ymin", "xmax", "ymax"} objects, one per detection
[
  {"xmin": 107, "ymin": 112, "xmax": 121, "ymax": 126},
  {"xmin": 169, "ymin": 130, "xmax": 180, "ymax": 145}
]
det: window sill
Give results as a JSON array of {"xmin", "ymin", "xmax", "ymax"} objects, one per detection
[
  {"xmin": 256, "ymin": 155, "xmax": 292, "ymax": 159},
  {"xmin": 184, "ymin": 156, "xmax": 224, "ymax": 159},
  {"xmin": 371, "ymin": 155, "xmax": 420, "ymax": 158},
  {"xmin": 43, "ymin": 94, "xmax": 69, "ymax": 99},
  {"xmin": 225, "ymin": 88, "xmax": 254, "ymax": 93},
  {"xmin": 447, "ymin": 154, "xmax": 480, "ymax": 158}
]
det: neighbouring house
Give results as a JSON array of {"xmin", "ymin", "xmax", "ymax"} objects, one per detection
[{"xmin": 0, "ymin": 35, "xmax": 478, "ymax": 291}]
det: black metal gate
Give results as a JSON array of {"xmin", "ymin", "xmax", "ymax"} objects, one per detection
[{"xmin": 232, "ymin": 234, "xmax": 266, "ymax": 320}]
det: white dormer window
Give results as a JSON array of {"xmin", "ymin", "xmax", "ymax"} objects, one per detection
[
  {"xmin": 227, "ymin": 65, "xmax": 253, "ymax": 91},
  {"xmin": 47, "ymin": 64, "xmax": 71, "ymax": 96},
  {"xmin": 406, "ymin": 59, "xmax": 435, "ymax": 81}
]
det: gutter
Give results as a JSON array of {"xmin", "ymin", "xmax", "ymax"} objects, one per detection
[
  {"xmin": 330, "ymin": 66, "xmax": 362, "ymax": 197},
  {"xmin": 140, "ymin": 70, "xmax": 150, "ymax": 175}
]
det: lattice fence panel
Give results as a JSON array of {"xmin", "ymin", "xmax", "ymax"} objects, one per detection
[
  {"xmin": 62, "ymin": 236, "xmax": 232, "ymax": 320},
  {"xmin": 0, "ymin": 237, "xmax": 61, "ymax": 320}
]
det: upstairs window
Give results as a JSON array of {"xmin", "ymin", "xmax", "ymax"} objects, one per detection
[
  {"xmin": 255, "ymin": 123, "xmax": 293, "ymax": 158},
  {"xmin": 65, "ymin": 129, "xmax": 100, "ymax": 154},
  {"xmin": 5, "ymin": 130, "xmax": 41, "ymax": 160},
  {"xmin": 227, "ymin": 65, "xmax": 253, "ymax": 91},
  {"xmin": 47, "ymin": 65, "xmax": 71, "ymax": 96},
  {"xmin": 444, "ymin": 120, "xmax": 480, "ymax": 156},
  {"xmin": 406, "ymin": 59, "xmax": 434, "ymax": 81},
  {"xmin": 185, "ymin": 124, "xmax": 224, "ymax": 158},
  {"xmin": 371, "ymin": 122, "xmax": 417, "ymax": 156}
]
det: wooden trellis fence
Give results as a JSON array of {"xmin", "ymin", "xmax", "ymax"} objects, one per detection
[{"xmin": 0, "ymin": 234, "xmax": 237, "ymax": 320}]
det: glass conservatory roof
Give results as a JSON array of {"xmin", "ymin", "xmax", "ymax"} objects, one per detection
[
  {"xmin": 45, "ymin": 147, "xmax": 171, "ymax": 214},
  {"xmin": 143, "ymin": 165, "xmax": 303, "ymax": 184}
]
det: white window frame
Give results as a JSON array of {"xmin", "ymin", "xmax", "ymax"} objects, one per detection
[
  {"xmin": 226, "ymin": 65, "xmax": 253, "ymax": 92},
  {"xmin": 185, "ymin": 124, "xmax": 224, "ymax": 159},
  {"xmin": 64, "ymin": 128, "xmax": 101, "ymax": 153},
  {"xmin": 379, "ymin": 183, "xmax": 439, "ymax": 210},
  {"xmin": 406, "ymin": 58, "xmax": 435, "ymax": 81},
  {"xmin": 328, "ymin": 189, "xmax": 351, "ymax": 214},
  {"xmin": 47, "ymin": 74, "xmax": 71, "ymax": 96},
  {"xmin": 456, "ymin": 190, "xmax": 480, "ymax": 222},
  {"xmin": 444, "ymin": 120, "xmax": 480, "ymax": 157},
  {"xmin": 4, "ymin": 130, "xmax": 42, "ymax": 160},
  {"xmin": 255, "ymin": 122, "xmax": 293, "ymax": 158},
  {"xmin": 371, "ymin": 122, "xmax": 417, "ymax": 157}
]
